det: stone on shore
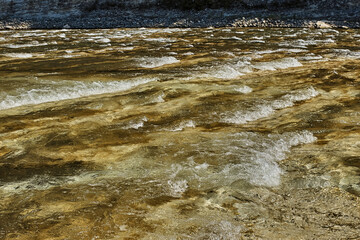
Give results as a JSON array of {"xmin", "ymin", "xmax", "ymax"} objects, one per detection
[{"xmin": 316, "ymin": 21, "xmax": 332, "ymax": 28}]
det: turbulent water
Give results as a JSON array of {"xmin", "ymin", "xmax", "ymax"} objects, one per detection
[{"xmin": 0, "ymin": 28, "xmax": 360, "ymax": 239}]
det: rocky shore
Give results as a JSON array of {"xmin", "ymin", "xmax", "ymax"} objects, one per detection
[{"xmin": 1, "ymin": 7, "xmax": 360, "ymax": 29}]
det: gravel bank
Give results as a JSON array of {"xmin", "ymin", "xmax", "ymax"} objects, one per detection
[{"xmin": 1, "ymin": 8, "xmax": 360, "ymax": 29}]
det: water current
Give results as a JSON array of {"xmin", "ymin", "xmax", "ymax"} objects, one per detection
[{"xmin": 0, "ymin": 28, "xmax": 360, "ymax": 239}]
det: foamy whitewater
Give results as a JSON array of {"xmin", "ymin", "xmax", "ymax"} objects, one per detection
[
  {"xmin": 203, "ymin": 57, "xmax": 304, "ymax": 80},
  {"xmin": 138, "ymin": 56, "xmax": 180, "ymax": 68},
  {"xmin": 168, "ymin": 120, "xmax": 196, "ymax": 131},
  {"xmin": 223, "ymin": 87, "xmax": 319, "ymax": 124},
  {"xmin": 0, "ymin": 78, "xmax": 157, "ymax": 110},
  {"xmin": 123, "ymin": 116, "xmax": 148, "ymax": 129},
  {"xmin": 165, "ymin": 131, "xmax": 317, "ymax": 189},
  {"xmin": 5, "ymin": 42, "xmax": 48, "ymax": 48},
  {"xmin": 3, "ymin": 53, "xmax": 33, "ymax": 58},
  {"xmin": 253, "ymin": 58, "xmax": 303, "ymax": 71},
  {"xmin": 234, "ymin": 86, "xmax": 253, "ymax": 94},
  {"xmin": 0, "ymin": 130, "xmax": 316, "ymax": 194}
]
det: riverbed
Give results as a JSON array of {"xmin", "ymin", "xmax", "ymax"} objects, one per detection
[{"xmin": 0, "ymin": 28, "xmax": 360, "ymax": 239}]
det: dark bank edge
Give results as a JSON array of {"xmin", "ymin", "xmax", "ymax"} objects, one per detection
[{"xmin": 1, "ymin": 7, "xmax": 360, "ymax": 30}]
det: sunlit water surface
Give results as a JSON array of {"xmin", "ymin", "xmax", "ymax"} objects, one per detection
[{"xmin": 0, "ymin": 28, "xmax": 360, "ymax": 239}]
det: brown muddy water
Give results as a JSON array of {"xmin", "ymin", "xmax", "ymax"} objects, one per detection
[{"xmin": 0, "ymin": 28, "xmax": 360, "ymax": 239}]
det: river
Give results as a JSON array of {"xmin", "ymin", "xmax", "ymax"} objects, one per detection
[{"xmin": 0, "ymin": 28, "xmax": 360, "ymax": 239}]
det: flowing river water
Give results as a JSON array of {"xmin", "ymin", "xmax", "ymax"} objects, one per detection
[{"xmin": 0, "ymin": 28, "xmax": 360, "ymax": 239}]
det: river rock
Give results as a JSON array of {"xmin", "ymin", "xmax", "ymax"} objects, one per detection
[{"xmin": 316, "ymin": 21, "xmax": 332, "ymax": 28}]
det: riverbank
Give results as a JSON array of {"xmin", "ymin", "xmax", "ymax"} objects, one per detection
[{"xmin": 1, "ymin": 7, "xmax": 360, "ymax": 29}]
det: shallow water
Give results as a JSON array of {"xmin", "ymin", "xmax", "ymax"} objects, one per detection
[{"xmin": 0, "ymin": 28, "xmax": 360, "ymax": 239}]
